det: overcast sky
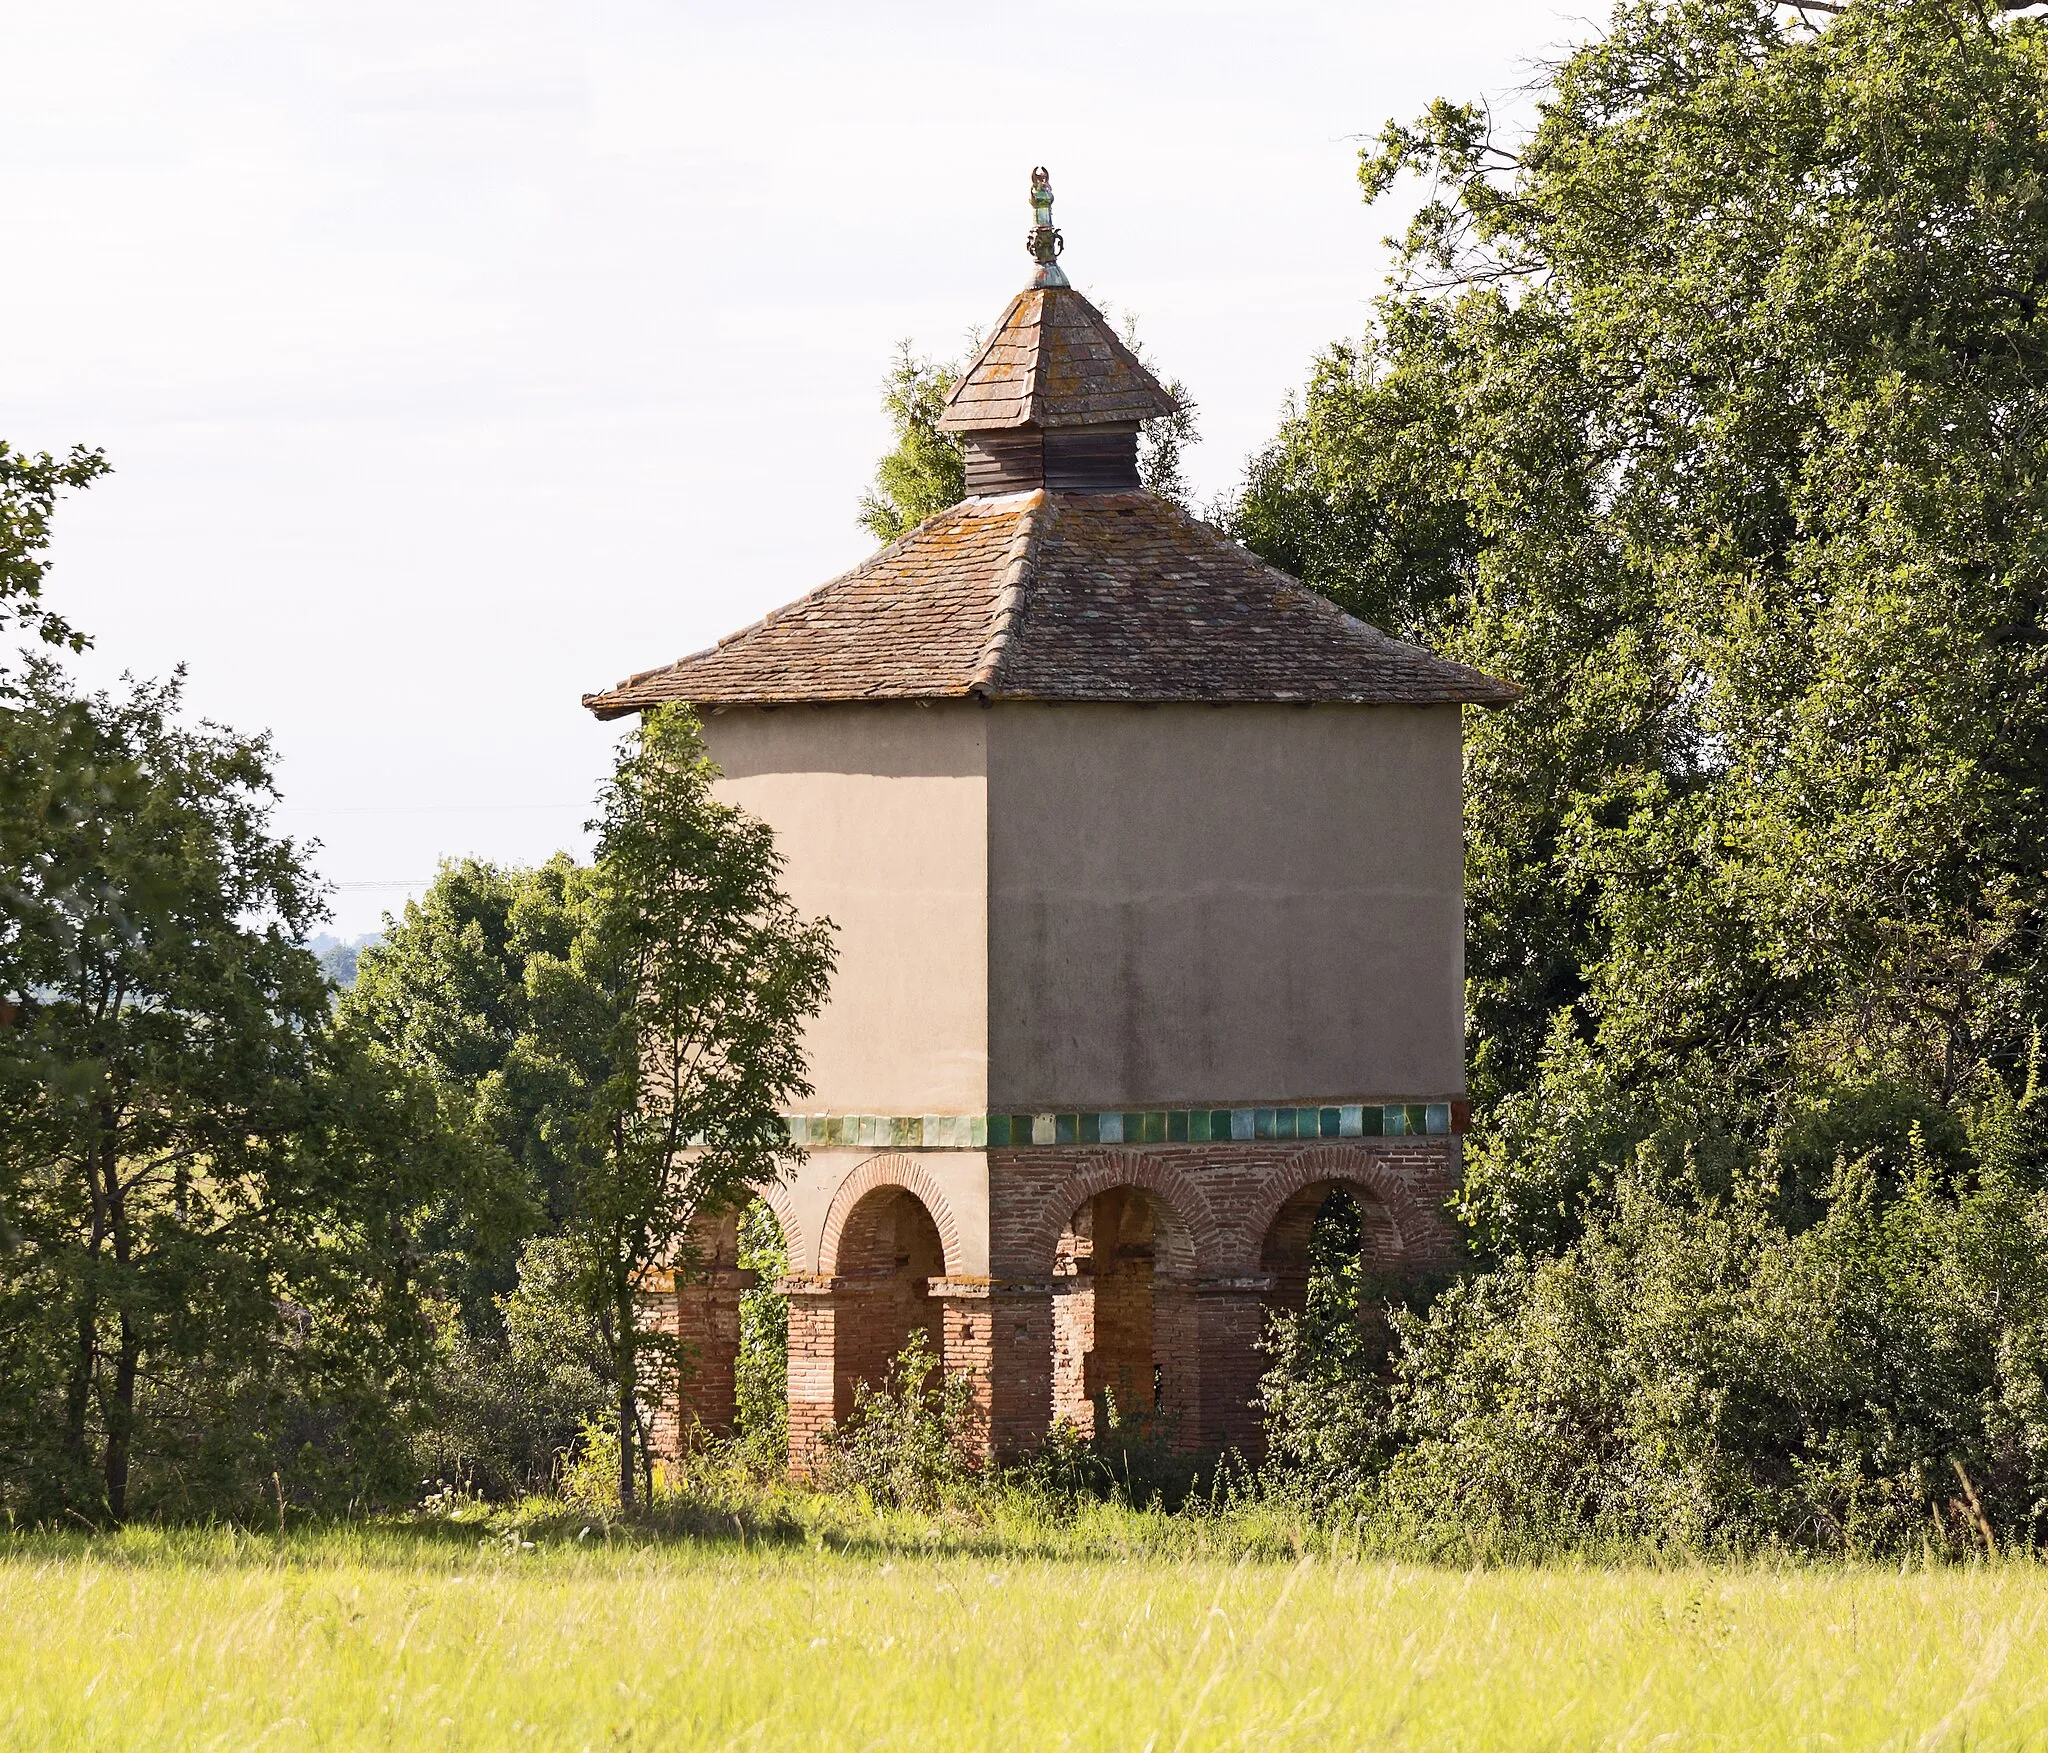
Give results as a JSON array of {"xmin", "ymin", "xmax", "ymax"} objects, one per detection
[{"xmin": 5, "ymin": 0, "xmax": 1584, "ymax": 935}]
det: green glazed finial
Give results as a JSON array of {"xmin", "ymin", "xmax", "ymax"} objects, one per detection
[{"xmin": 1027, "ymin": 166, "xmax": 1069, "ymax": 288}]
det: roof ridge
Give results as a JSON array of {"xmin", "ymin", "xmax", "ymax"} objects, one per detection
[
  {"xmin": 1020, "ymin": 295, "xmax": 1048, "ymax": 427},
  {"xmin": 938, "ymin": 285, "xmax": 1175, "ymax": 434},
  {"xmin": 949, "ymin": 292, "xmax": 1029, "ymax": 417},
  {"xmin": 968, "ymin": 489, "xmax": 1048, "ymax": 695}
]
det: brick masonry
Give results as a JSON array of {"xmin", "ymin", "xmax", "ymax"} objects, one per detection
[{"xmin": 655, "ymin": 1136, "xmax": 1461, "ymax": 1470}]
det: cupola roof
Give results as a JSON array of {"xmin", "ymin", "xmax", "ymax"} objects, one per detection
[
  {"xmin": 936, "ymin": 285, "xmax": 1179, "ymax": 434},
  {"xmin": 582, "ymin": 170, "xmax": 1518, "ymax": 722}
]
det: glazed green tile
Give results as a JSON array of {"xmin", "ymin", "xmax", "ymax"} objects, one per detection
[
  {"xmin": 1359, "ymin": 1106, "xmax": 1383, "ymax": 1137},
  {"xmin": 1320, "ymin": 1107, "xmax": 1341, "ymax": 1138},
  {"xmin": 1055, "ymin": 1113, "xmax": 1079, "ymax": 1145},
  {"xmin": 891, "ymin": 1116, "xmax": 918, "ymax": 1148},
  {"xmin": 1405, "ymin": 1104, "xmax": 1428, "ymax": 1138},
  {"xmin": 1079, "ymin": 1112, "xmax": 1100, "ymax": 1144},
  {"xmin": 1253, "ymin": 1108, "xmax": 1275, "ymax": 1139},
  {"xmin": 1168, "ymin": 1110, "xmax": 1190, "ymax": 1143},
  {"xmin": 1145, "ymin": 1111, "xmax": 1167, "ymax": 1143},
  {"xmin": 1219, "ymin": 1111, "xmax": 1241, "ymax": 1141},
  {"xmin": 1122, "ymin": 1112, "xmax": 1143, "ymax": 1143},
  {"xmin": 1426, "ymin": 1103, "xmax": 1451, "ymax": 1136},
  {"xmin": 970, "ymin": 1115, "xmax": 989, "ymax": 1148},
  {"xmin": 1339, "ymin": 1105, "xmax": 1364, "ymax": 1137},
  {"xmin": 987, "ymin": 1114, "xmax": 1011, "ymax": 1148},
  {"xmin": 1189, "ymin": 1109, "xmax": 1211, "ymax": 1143}
]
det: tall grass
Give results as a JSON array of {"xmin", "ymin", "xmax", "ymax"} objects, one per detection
[{"xmin": 3, "ymin": 1518, "xmax": 2046, "ymax": 1749}]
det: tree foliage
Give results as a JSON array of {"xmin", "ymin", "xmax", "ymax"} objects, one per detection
[
  {"xmin": 1226, "ymin": 0, "xmax": 2048, "ymax": 1257},
  {"xmin": 0, "ymin": 442, "xmax": 107, "ymax": 654},
  {"xmin": 857, "ymin": 346, "xmax": 966, "ymax": 544},
  {"xmin": 564, "ymin": 704, "xmax": 834, "ymax": 1507},
  {"xmin": 0, "ymin": 663, "xmax": 507, "ymax": 1520},
  {"xmin": 350, "ymin": 713, "xmax": 833, "ymax": 1510}
]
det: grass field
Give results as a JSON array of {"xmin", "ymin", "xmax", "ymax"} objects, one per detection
[{"xmin": 4, "ymin": 1512, "xmax": 2046, "ymax": 1751}]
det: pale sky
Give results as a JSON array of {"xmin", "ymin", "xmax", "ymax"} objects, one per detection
[{"xmin": 5, "ymin": 0, "xmax": 1582, "ymax": 934}]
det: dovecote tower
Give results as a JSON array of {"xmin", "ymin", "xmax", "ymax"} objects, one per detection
[{"xmin": 584, "ymin": 172, "xmax": 1517, "ymax": 1465}]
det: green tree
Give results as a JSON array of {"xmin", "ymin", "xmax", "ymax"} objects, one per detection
[
  {"xmin": 858, "ymin": 345, "xmax": 965, "ymax": 543},
  {"xmin": 1225, "ymin": 0, "xmax": 2048, "ymax": 1254},
  {"xmin": 0, "ymin": 662, "xmax": 508, "ymax": 1519},
  {"xmin": 0, "ymin": 441, "xmax": 107, "ymax": 654},
  {"xmin": 551, "ymin": 704, "xmax": 834, "ymax": 1508},
  {"xmin": 343, "ymin": 857, "xmax": 586, "ymax": 1313},
  {"xmin": 346, "ymin": 723, "xmax": 834, "ymax": 1511}
]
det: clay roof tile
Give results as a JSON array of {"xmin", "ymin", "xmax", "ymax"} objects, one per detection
[
  {"xmin": 935, "ymin": 287, "xmax": 1178, "ymax": 434},
  {"xmin": 581, "ymin": 491, "xmax": 1519, "ymax": 717}
]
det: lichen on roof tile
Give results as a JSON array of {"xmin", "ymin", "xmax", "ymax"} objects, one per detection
[
  {"xmin": 581, "ymin": 490, "xmax": 1517, "ymax": 718},
  {"xmin": 936, "ymin": 287, "xmax": 1178, "ymax": 434}
]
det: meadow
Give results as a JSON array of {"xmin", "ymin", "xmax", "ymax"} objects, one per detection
[{"xmin": 5, "ymin": 1509, "xmax": 2047, "ymax": 1752}]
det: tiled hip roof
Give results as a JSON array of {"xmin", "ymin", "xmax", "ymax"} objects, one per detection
[
  {"xmin": 936, "ymin": 287, "xmax": 1179, "ymax": 434},
  {"xmin": 581, "ymin": 490, "xmax": 1518, "ymax": 717}
]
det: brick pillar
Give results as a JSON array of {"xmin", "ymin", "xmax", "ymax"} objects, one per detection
[
  {"xmin": 668, "ymin": 1266, "xmax": 755, "ymax": 1451},
  {"xmin": 987, "ymin": 1280, "xmax": 1055, "ymax": 1461},
  {"xmin": 783, "ymin": 1274, "xmax": 838, "ymax": 1475},
  {"xmin": 931, "ymin": 1277, "xmax": 993, "ymax": 1458},
  {"xmin": 1196, "ymin": 1277, "xmax": 1272, "ymax": 1457},
  {"xmin": 1154, "ymin": 1275, "xmax": 1203, "ymax": 1453}
]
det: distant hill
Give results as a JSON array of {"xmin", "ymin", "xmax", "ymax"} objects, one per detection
[{"xmin": 305, "ymin": 932, "xmax": 383, "ymax": 989}]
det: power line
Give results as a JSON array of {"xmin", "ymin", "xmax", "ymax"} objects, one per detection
[{"xmin": 277, "ymin": 803, "xmax": 583, "ymax": 816}]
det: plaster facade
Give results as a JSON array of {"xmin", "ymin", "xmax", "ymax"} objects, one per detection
[
  {"xmin": 700, "ymin": 698, "xmax": 1469, "ymax": 1119},
  {"xmin": 703, "ymin": 703, "xmax": 990, "ymax": 1117},
  {"xmin": 985, "ymin": 701, "xmax": 1466, "ymax": 1110}
]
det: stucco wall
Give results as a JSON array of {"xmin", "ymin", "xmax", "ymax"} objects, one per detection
[
  {"xmin": 984, "ymin": 702, "xmax": 1466, "ymax": 1110},
  {"xmin": 700, "ymin": 703, "xmax": 990, "ymax": 1115}
]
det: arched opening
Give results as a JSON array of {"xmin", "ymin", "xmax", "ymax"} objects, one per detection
[
  {"xmin": 1257, "ymin": 1179, "xmax": 1405, "ymax": 1360},
  {"xmin": 830, "ymin": 1185, "xmax": 947, "ymax": 1420},
  {"xmin": 733, "ymin": 1198, "xmax": 789, "ymax": 1457},
  {"xmin": 1050, "ymin": 1185, "xmax": 1199, "ymax": 1448}
]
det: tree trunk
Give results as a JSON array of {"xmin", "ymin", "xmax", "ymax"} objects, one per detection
[
  {"xmin": 616, "ymin": 1276, "xmax": 637, "ymax": 1513},
  {"xmin": 103, "ymin": 1124, "xmax": 137, "ymax": 1522},
  {"xmin": 104, "ymin": 1311, "xmax": 139, "ymax": 1522},
  {"xmin": 617, "ymin": 1357, "xmax": 637, "ymax": 1513},
  {"xmin": 63, "ymin": 1289, "xmax": 96, "ymax": 1484}
]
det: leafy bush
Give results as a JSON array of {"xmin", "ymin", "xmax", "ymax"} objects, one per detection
[
  {"xmin": 817, "ymin": 1331, "xmax": 980, "ymax": 1510},
  {"xmin": 1265, "ymin": 1111, "xmax": 2048, "ymax": 1556},
  {"xmin": 412, "ymin": 1236, "xmax": 610, "ymax": 1502}
]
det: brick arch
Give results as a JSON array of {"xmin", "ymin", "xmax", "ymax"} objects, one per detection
[
  {"xmin": 751, "ymin": 1176, "xmax": 806, "ymax": 1272},
  {"xmin": 1243, "ymin": 1143, "xmax": 1442, "ymax": 1261},
  {"xmin": 817, "ymin": 1153, "xmax": 966, "ymax": 1278},
  {"xmin": 1020, "ymin": 1152, "xmax": 1228, "ymax": 1279}
]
